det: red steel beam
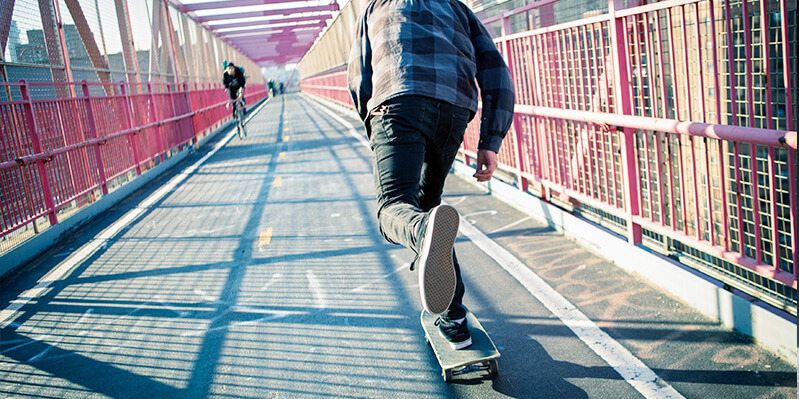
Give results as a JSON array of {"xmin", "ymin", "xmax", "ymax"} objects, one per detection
[
  {"xmin": 0, "ymin": 0, "xmax": 15, "ymax": 56},
  {"xmin": 64, "ymin": 0, "xmax": 114, "ymax": 92},
  {"xmin": 225, "ymin": 28, "xmax": 323, "ymax": 41},
  {"xmin": 182, "ymin": 0, "xmax": 309, "ymax": 12},
  {"xmin": 232, "ymin": 38, "xmax": 320, "ymax": 48},
  {"xmin": 195, "ymin": 5, "xmax": 336, "ymax": 22},
  {"xmin": 39, "ymin": 0, "xmax": 72, "ymax": 96},
  {"xmin": 237, "ymin": 40, "xmax": 315, "ymax": 51},
  {"xmin": 237, "ymin": 43, "xmax": 315, "ymax": 53},
  {"xmin": 114, "ymin": 0, "xmax": 141, "ymax": 85},
  {"xmin": 208, "ymin": 14, "xmax": 331, "ymax": 30},
  {"xmin": 254, "ymin": 46, "xmax": 312, "ymax": 60},
  {"xmin": 218, "ymin": 21, "xmax": 325, "ymax": 37}
]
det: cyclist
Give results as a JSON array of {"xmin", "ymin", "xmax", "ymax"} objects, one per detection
[{"xmin": 223, "ymin": 61, "xmax": 246, "ymax": 115}]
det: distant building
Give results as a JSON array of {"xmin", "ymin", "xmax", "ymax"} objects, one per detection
[
  {"xmin": 15, "ymin": 24, "xmax": 89, "ymax": 66},
  {"xmin": 467, "ymin": 0, "xmax": 604, "ymax": 33},
  {"xmin": 17, "ymin": 29, "xmax": 47, "ymax": 64},
  {"xmin": 5, "ymin": 21, "xmax": 22, "ymax": 62}
]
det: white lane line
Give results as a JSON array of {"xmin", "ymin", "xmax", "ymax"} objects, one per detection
[
  {"xmin": 457, "ymin": 216, "xmax": 685, "ymax": 399},
  {"xmin": 488, "ymin": 216, "xmax": 531, "ymax": 234},
  {"xmin": 306, "ymin": 93, "xmax": 684, "ymax": 399},
  {"xmin": 0, "ymin": 97, "xmax": 272, "ymax": 329},
  {"xmin": 351, "ymin": 264, "xmax": 409, "ymax": 293},
  {"xmin": 306, "ymin": 270, "xmax": 328, "ymax": 309},
  {"xmin": 301, "ymin": 93, "xmax": 369, "ymax": 148},
  {"xmin": 28, "ymin": 308, "xmax": 94, "ymax": 363}
]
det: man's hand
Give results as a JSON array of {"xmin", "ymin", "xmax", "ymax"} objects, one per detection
[{"xmin": 473, "ymin": 149, "xmax": 498, "ymax": 182}]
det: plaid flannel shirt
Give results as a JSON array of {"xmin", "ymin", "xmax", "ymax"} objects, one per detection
[{"xmin": 347, "ymin": 0, "xmax": 515, "ymax": 152}]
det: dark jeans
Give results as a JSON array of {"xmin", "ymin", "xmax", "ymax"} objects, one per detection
[{"xmin": 368, "ymin": 95, "xmax": 472, "ymax": 320}]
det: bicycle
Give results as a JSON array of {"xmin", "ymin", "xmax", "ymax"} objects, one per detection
[{"xmin": 231, "ymin": 96, "xmax": 247, "ymax": 139}]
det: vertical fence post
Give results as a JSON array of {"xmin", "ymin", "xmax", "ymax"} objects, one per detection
[
  {"xmin": 182, "ymin": 81, "xmax": 197, "ymax": 145},
  {"xmin": 167, "ymin": 83, "xmax": 180, "ymax": 146},
  {"xmin": 501, "ymin": 13, "xmax": 529, "ymax": 192},
  {"xmin": 608, "ymin": 0, "xmax": 642, "ymax": 244},
  {"xmin": 81, "ymin": 81, "xmax": 108, "ymax": 195},
  {"xmin": 147, "ymin": 82, "xmax": 166, "ymax": 162},
  {"xmin": 120, "ymin": 82, "xmax": 142, "ymax": 175},
  {"xmin": 20, "ymin": 80, "xmax": 58, "ymax": 226}
]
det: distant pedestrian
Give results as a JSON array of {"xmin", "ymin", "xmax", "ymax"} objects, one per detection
[{"xmin": 348, "ymin": 0, "xmax": 514, "ymax": 349}]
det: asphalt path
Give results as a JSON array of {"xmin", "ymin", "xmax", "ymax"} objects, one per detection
[{"xmin": 0, "ymin": 93, "xmax": 794, "ymax": 398}]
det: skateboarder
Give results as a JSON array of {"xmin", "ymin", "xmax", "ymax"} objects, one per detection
[{"xmin": 348, "ymin": 0, "xmax": 514, "ymax": 349}]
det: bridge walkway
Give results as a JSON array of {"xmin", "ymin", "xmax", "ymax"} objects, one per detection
[{"xmin": 0, "ymin": 93, "xmax": 793, "ymax": 398}]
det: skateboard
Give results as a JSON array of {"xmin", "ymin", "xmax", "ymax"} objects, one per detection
[{"xmin": 421, "ymin": 308, "xmax": 500, "ymax": 381}]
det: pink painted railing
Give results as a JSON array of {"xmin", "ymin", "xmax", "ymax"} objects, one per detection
[
  {"xmin": 0, "ymin": 80, "xmax": 267, "ymax": 245},
  {"xmin": 300, "ymin": 65, "xmax": 352, "ymax": 108},
  {"xmin": 300, "ymin": 0, "xmax": 797, "ymax": 311}
]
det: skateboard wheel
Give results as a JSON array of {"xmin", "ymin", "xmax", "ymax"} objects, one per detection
[
  {"xmin": 488, "ymin": 359, "xmax": 499, "ymax": 375},
  {"xmin": 443, "ymin": 369, "xmax": 453, "ymax": 382}
]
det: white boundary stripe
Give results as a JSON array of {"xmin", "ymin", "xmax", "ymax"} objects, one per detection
[
  {"xmin": 457, "ymin": 219, "xmax": 685, "ymax": 399},
  {"xmin": 305, "ymin": 93, "xmax": 684, "ymax": 399},
  {"xmin": 300, "ymin": 93, "xmax": 369, "ymax": 148},
  {"xmin": 0, "ymin": 97, "xmax": 272, "ymax": 328}
]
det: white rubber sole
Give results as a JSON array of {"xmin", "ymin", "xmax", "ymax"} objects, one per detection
[
  {"xmin": 438, "ymin": 330, "xmax": 473, "ymax": 350},
  {"xmin": 418, "ymin": 205, "xmax": 458, "ymax": 315}
]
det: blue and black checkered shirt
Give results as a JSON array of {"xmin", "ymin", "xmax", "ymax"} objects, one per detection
[{"xmin": 347, "ymin": 0, "xmax": 515, "ymax": 152}]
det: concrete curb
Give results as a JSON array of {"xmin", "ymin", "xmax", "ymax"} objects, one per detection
[
  {"xmin": 0, "ymin": 99, "xmax": 266, "ymax": 280},
  {"xmin": 303, "ymin": 92, "xmax": 797, "ymax": 366}
]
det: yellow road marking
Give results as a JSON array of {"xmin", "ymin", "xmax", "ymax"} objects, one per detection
[
  {"xmin": 257, "ymin": 228, "xmax": 273, "ymax": 248},
  {"xmin": 273, "ymin": 176, "xmax": 283, "ymax": 187},
  {"xmin": 283, "ymin": 135, "xmax": 291, "ymax": 142}
]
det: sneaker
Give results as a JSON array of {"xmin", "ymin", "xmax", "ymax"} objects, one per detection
[
  {"xmin": 417, "ymin": 204, "xmax": 459, "ymax": 315},
  {"xmin": 435, "ymin": 317, "xmax": 472, "ymax": 350}
]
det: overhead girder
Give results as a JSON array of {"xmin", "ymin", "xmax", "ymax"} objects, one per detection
[
  {"xmin": 232, "ymin": 39, "xmax": 321, "ymax": 51},
  {"xmin": 182, "ymin": 0, "xmax": 312, "ymax": 12},
  {"xmin": 195, "ymin": 4, "xmax": 337, "ymax": 23},
  {"xmin": 176, "ymin": 0, "xmax": 339, "ymax": 67},
  {"xmin": 231, "ymin": 30, "xmax": 321, "ymax": 42},
  {"xmin": 249, "ymin": 41, "xmax": 314, "ymax": 53},
  {"xmin": 255, "ymin": 52, "xmax": 307, "ymax": 64},
  {"xmin": 236, "ymin": 39, "xmax": 316, "ymax": 51},
  {"xmin": 220, "ymin": 22, "xmax": 325, "ymax": 38},
  {"xmin": 208, "ymin": 14, "xmax": 331, "ymax": 31}
]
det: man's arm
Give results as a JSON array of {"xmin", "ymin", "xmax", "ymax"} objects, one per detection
[
  {"xmin": 466, "ymin": 7, "xmax": 515, "ymax": 181},
  {"xmin": 347, "ymin": 9, "xmax": 373, "ymax": 123}
]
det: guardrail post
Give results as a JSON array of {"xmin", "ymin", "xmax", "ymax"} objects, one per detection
[
  {"xmin": 608, "ymin": 0, "xmax": 642, "ymax": 244},
  {"xmin": 147, "ymin": 82, "xmax": 166, "ymax": 162},
  {"xmin": 182, "ymin": 81, "xmax": 197, "ymax": 145},
  {"xmin": 20, "ymin": 80, "xmax": 58, "ymax": 226},
  {"xmin": 120, "ymin": 82, "xmax": 142, "ymax": 175},
  {"xmin": 81, "ymin": 81, "xmax": 108, "ymax": 195},
  {"xmin": 501, "ymin": 12, "xmax": 529, "ymax": 192}
]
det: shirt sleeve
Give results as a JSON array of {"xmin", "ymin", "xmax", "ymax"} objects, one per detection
[
  {"xmin": 467, "ymin": 9, "xmax": 515, "ymax": 153},
  {"xmin": 347, "ymin": 9, "xmax": 373, "ymax": 123}
]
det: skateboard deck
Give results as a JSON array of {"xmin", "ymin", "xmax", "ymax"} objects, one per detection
[{"xmin": 421, "ymin": 309, "xmax": 500, "ymax": 381}]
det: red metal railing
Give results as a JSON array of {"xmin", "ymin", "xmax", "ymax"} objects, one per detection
[
  {"xmin": 299, "ymin": 65, "xmax": 352, "ymax": 108},
  {"xmin": 300, "ymin": 0, "xmax": 797, "ymax": 310},
  {"xmin": 0, "ymin": 80, "xmax": 267, "ymax": 245}
]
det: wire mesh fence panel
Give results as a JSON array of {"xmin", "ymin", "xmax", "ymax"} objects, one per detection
[{"xmin": 299, "ymin": 0, "xmax": 797, "ymax": 311}]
